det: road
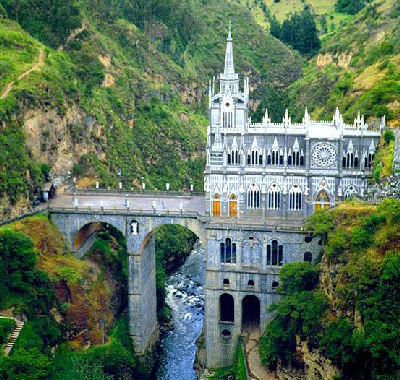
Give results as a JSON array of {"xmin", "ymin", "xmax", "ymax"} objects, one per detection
[{"xmin": 50, "ymin": 193, "xmax": 207, "ymax": 216}]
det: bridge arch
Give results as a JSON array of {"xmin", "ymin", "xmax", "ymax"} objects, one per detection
[{"xmin": 50, "ymin": 210, "xmax": 207, "ymax": 355}]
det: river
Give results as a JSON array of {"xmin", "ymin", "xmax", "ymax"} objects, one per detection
[{"xmin": 156, "ymin": 245, "xmax": 205, "ymax": 380}]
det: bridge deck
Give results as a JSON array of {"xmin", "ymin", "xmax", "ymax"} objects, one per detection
[{"xmin": 50, "ymin": 193, "xmax": 207, "ymax": 216}]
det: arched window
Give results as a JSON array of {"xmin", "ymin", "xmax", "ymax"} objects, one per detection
[
  {"xmin": 267, "ymin": 240, "xmax": 283, "ymax": 266},
  {"xmin": 272, "ymin": 150, "xmax": 279, "ymax": 165},
  {"xmin": 229, "ymin": 194, "xmax": 237, "ymax": 217},
  {"xmin": 222, "ymin": 111, "xmax": 233, "ymax": 128},
  {"xmin": 267, "ymin": 184, "xmax": 281, "ymax": 210},
  {"xmin": 247, "ymin": 183, "xmax": 260, "ymax": 209},
  {"xmin": 315, "ymin": 190, "xmax": 330, "ymax": 210},
  {"xmin": 230, "ymin": 150, "xmax": 239, "ymax": 165},
  {"xmin": 248, "ymin": 279, "xmax": 254, "ymax": 286},
  {"xmin": 287, "ymin": 155, "xmax": 292, "ymax": 165},
  {"xmin": 220, "ymin": 293, "xmax": 234, "ymax": 322},
  {"xmin": 292, "ymin": 150, "xmax": 300, "ymax": 166},
  {"xmin": 130, "ymin": 220, "xmax": 139, "ymax": 235},
  {"xmin": 289, "ymin": 184, "xmax": 302, "ymax": 211},
  {"xmin": 213, "ymin": 193, "xmax": 221, "ymax": 216},
  {"xmin": 223, "ymin": 278, "xmax": 230, "ymax": 285},
  {"xmin": 221, "ymin": 238, "xmax": 236, "ymax": 264},
  {"xmin": 354, "ymin": 156, "xmax": 359, "ymax": 168},
  {"xmin": 342, "ymin": 156, "xmax": 347, "ymax": 168},
  {"xmin": 304, "ymin": 252, "xmax": 312, "ymax": 262},
  {"xmin": 267, "ymin": 150, "xmax": 272, "ymax": 165},
  {"xmin": 249, "ymin": 150, "xmax": 262, "ymax": 165},
  {"xmin": 344, "ymin": 185, "xmax": 357, "ymax": 199},
  {"xmin": 279, "ymin": 149, "xmax": 284, "ymax": 165},
  {"xmin": 272, "ymin": 281, "xmax": 279, "ymax": 289}
]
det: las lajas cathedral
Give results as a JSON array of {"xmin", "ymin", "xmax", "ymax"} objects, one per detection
[{"xmin": 202, "ymin": 28, "xmax": 383, "ymax": 367}]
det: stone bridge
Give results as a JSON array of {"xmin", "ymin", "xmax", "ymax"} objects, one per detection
[{"xmin": 49, "ymin": 190, "xmax": 207, "ymax": 353}]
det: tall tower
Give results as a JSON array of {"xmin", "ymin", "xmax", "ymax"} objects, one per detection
[{"xmin": 205, "ymin": 26, "xmax": 249, "ymax": 212}]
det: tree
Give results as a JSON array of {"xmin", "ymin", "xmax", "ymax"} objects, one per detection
[
  {"xmin": 277, "ymin": 9, "xmax": 320, "ymax": 54},
  {"xmin": 279, "ymin": 262, "xmax": 320, "ymax": 293},
  {"xmin": 336, "ymin": 0, "xmax": 367, "ymax": 15},
  {"xmin": 0, "ymin": 230, "xmax": 37, "ymax": 292}
]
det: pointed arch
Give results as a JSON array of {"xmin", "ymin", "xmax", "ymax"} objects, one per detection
[
  {"xmin": 267, "ymin": 183, "xmax": 281, "ymax": 210},
  {"xmin": 213, "ymin": 193, "xmax": 221, "ymax": 216},
  {"xmin": 288, "ymin": 184, "xmax": 302, "ymax": 211},
  {"xmin": 315, "ymin": 190, "xmax": 330, "ymax": 210},
  {"xmin": 247, "ymin": 183, "xmax": 260, "ymax": 209},
  {"xmin": 229, "ymin": 193, "xmax": 238, "ymax": 217}
]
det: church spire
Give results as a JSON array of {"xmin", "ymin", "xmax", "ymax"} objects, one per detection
[{"xmin": 223, "ymin": 23, "xmax": 235, "ymax": 77}]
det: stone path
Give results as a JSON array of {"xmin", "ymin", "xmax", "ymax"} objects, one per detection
[
  {"xmin": 1, "ymin": 49, "xmax": 44, "ymax": 100},
  {"xmin": 393, "ymin": 128, "xmax": 400, "ymax": 176},
  {"xmin": 0, "ymin": 316, "xmax": 24, "ymax": 355},
  {"xmin": 242, "ymin": 328, "xmax": 278, "ymax": 380}
]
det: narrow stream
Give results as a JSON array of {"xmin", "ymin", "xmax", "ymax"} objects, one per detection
[{"xmin": 156, "ymin": 245, "xmax": 204, "ymax": 380}]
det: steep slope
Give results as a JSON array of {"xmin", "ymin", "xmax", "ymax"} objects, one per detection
[
  {"xmin": 287, "ymin": 0, "xmax": 400, "ymax": 126},
  {"xmin": 260, "ymin": 200, "xmax": 400, "ymax": 379},
  {"xmin": 0, "ymin": 0, "xmax": 303, "ymax": 218}
]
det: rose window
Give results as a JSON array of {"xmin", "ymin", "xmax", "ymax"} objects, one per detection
[{"xmin": 312, "ymin": 143, "xmax": 336, "ymax": 167}]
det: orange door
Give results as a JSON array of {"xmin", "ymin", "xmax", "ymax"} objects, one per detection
[
  {"xmin": 213, "ymin": 200, "xmax": 221, "ymax": 216},
  {"xmin": 229, "ymin": 201, "xmax": 237, "ymax": 217}
]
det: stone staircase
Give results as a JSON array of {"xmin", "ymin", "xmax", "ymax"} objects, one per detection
[{"xmin": 2, "ymin": 318, "xmax": 24, "ymax": 355}]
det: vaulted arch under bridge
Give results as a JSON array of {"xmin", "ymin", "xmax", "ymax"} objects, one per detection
[{"xmin": 49, "ymin": 191, "xmax": 207, "ymax": 354}]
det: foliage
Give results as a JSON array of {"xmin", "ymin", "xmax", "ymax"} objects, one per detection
[
  {"xmin": 0, "ymin": 0, "xmax": 304, "ymax": 204},
  {"xmin": 0, "ymin": 0, "xmax": 81, "ymax": 48},
  {"xmin": 58, "ymin": 356, "xmax": 112, "ymax": 380},
  {"xmin": 305, "ymin": 209, "xmax": 335, "ymax": 242},
  {"xmin": 336, "ymin": 0, "xmax": 369, "ymax": 15},
  {"xmin": 270, "ymin": 9, "xmax": 320, "ymax": 54},
  {"xmin": 265, "ymin": 200, "xmax": 400, "ymax": 379},
  {"xmin": 260, "ymin": 290, "xmax": 327, "ymax": 369},
  {"xmin": 0, "ymin": 348, "xmax": 53, "ymax": 380},
  {"xmin": 0, "ymin": 229, "xmax": 37, "ymax": 293},
  {"xmin": 279, "ymin": 262, "xmax": 320, "ymax": 293},
  {"xmin": 0, "ymin": 318, "xmax": 14, "ymax": 344},
  {"xmin": 0, "ymin": 127, "xmax": 43, "ymax": 204}
]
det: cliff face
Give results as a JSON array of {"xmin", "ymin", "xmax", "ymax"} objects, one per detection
[{"xmin": 0, "ymin": 0, "xmax": 303, "ymax": 218}]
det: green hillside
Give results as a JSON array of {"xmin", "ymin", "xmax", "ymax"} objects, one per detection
[
  {"xmin": 287, "ymin": 0, "xmax": 400, "ymax": 126},
  {"xmin": 0, "ymin": 0, "xmax": 302, "ymax": 216}
]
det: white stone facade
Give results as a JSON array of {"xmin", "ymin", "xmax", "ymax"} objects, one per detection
[
  {"xmin": 203, "ymin": 28, "xmax": 383, "ymax": 368},
  {"xmin": 204, "ymin": 29, "xmax": 383, "ymax": 220}
]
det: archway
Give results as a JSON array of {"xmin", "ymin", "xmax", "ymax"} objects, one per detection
[
  {"xmin": 242, "ymin": 295, "xmax": 260, "ymax": 330},
  {"xmin": 73, "ymin": 220, "xmax": 125, "ymax": 259},
  {"xmin": 315, "ymin": 190, "xmax": 330, "ymax": 210},
  {"xmin": 213, "ymin": 193, "xmax": 221, "ymax": 217},
  {"xmin": 229, "ymin": 194, "xmax": 237, "ymax": 217},
  {"xmin": 220, "ymin": 293, "xmax": 234, "ymax": 322}
]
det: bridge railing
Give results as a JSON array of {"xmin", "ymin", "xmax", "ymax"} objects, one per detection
[
  {"xmin": 64, "ymin": 187, "xmax": 205, "ymax": 197},
  {"xmin": 208, "ymin": 220, "xmax": 307, "ymax": 232},
  {"xmin": 48, "ymin": 205, "xmax": 205, "ymax": 218}
]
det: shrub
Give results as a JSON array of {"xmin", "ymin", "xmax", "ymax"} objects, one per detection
[
  {"xmin": 279, "ymin": 262, "xmax": 320, "ymax": 294},
  {"xmin": 350, "ymin": 227, "xmax": 371, "ymax": 251},
  {"xmin": 0, "ymin": 318, "xmax": 15, "ymax": 344},
  {"xmin": 383, "ymin": 129, "xmax": 395, "ymax": 145},
  {"xmin": 325, "ymin": 230, "xmax": 347, "ymax": 260},
  {"xmin": 0, "ymin": 348, "xmax": 52, "ymax": 380}
]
